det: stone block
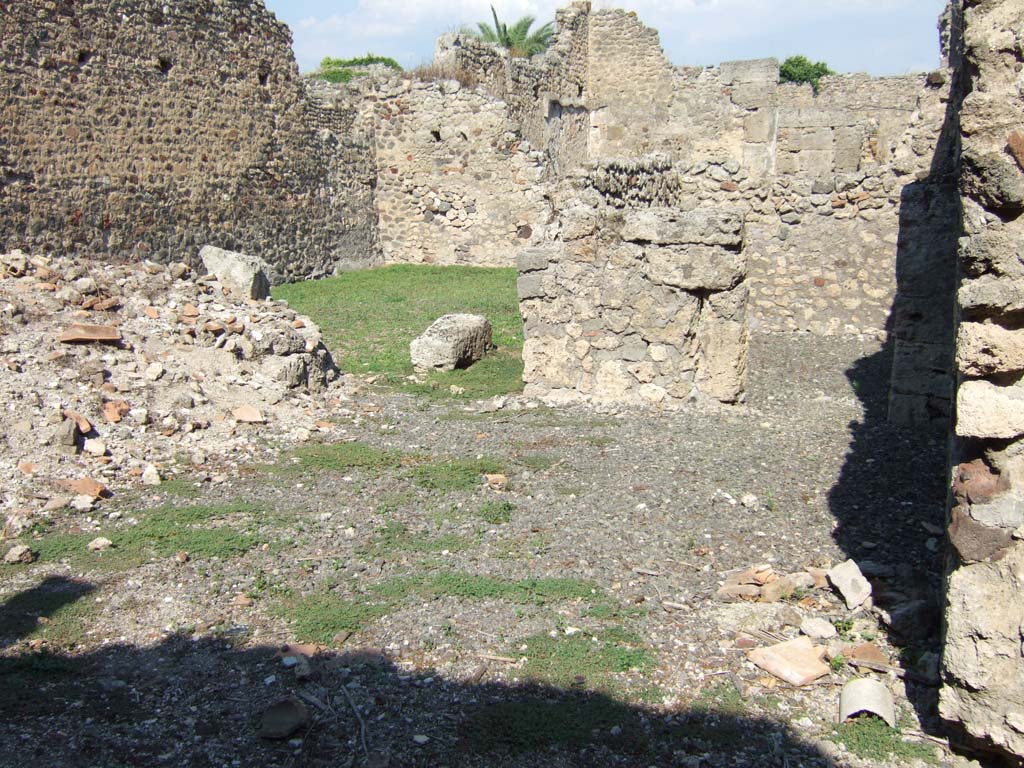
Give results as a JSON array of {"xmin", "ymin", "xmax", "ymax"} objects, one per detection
[
  {"xmin": 957, "ymin": 380, "xmax": 1024, "ymax": 439},
  {"xmin": 200, "ymin": 245, "xmax": 272, "ymax": 300},
  {"xmin": 621, "ymin": 208, "xmax": 743, "ymax": 248},
  {"xmin": 517, "ymin": 273, "xmax": 545, "ymax": 300},
  {"xmin": 958, "ymin": 322, "xmax": 1024, "ymax": 376},
  {"xmin": 962, "ymin": 149, "xmax": 1024, "ymax": 214},
  {"xmin": 410, "ymin": 314, "xmax": 492, "ymax": 371},
  {"xmin": 644, "ymin": 244, "xmax": 745, "ymax": 292},
  {"xmin": 720, "ymin": 58, "xmax": 779, "ymax": 85},
  {"xmin": 743, "ymin": 110, "xmax": 776, "ymax": 143}
]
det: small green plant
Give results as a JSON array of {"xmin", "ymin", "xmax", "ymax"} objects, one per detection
[
  {"xmin": 409, "ymin": 456, "xmax": 504, "ymax": 492},
  {"xmin": 291, "ymin": 441, "xmax": 402, "ymax": 473},
  {"xmin": 779, "ymin": 55, "xmax": 834, "ymax": 93},
  {"xmin": 361, "ymin": 521, "xmax": 469, "ymax": 558},
  {"xmin": 764, "ymin": 489, "xmax": 776, "ymax": 513},
  {"xmin": 830, "ymin": 654, "xmax": 847, "ymax": 673},
  {"xmin": 518, "ymin": 628, "xmax": 656, "ymax": 695},
  {"xmin": 33, "ymin": 502, "xmax": 265, "ymax": 570},
  {"xmin": 278, "ymin": 594, "xmax": 390, "ymax": 643},
  {"xmin": 316, "ymin": 53, "xmax": 402, "ymax": 84},
  {"xmin": 692, "ymin": 681, "xmax": 746, "ymax": 717},
  {"xmin": 831, "ymin": 716, "xmax": 937, "ymax": 764},
  {"xmin": 477, "ymin": 500, "xmax": 516, "ymax": 524},
  {"xmin": 833, "ymin": 618, "xmax": 855, "ymax": 638}
]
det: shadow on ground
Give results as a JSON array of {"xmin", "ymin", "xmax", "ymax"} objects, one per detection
[
  {"xmin": 0, "ymin": 579, "xmax": 838, "ymax": 767},
  {"xmin": 827, "ymin": 42, "xmax": 963, "ymax": 747}
]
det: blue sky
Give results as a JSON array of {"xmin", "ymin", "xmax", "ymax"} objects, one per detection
[{"xmin": 263, "ymin": 0, "xmax": 948, "ymax": 76}]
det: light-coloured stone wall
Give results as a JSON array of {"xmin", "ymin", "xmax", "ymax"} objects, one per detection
[
  {"xmin": 941, "ymin": 1, "xmax": 1024, "ymax": 760},
  {"xmin": 520, "ymin": 158, "xmax": 748, "ymax": 407}
]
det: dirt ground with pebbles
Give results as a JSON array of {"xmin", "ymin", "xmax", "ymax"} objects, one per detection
[{"xmin": 1, "ymin": 331, "xmax": 978, "ymax": 768}]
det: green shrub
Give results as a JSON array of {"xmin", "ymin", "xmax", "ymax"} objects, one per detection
[
  {"xmin": 779, "ymin": 55, "xmax": 834, "ymax": 93},
  {"xmin": 315, "ymin": 53, "xmax": 402, "ymax": 84}
]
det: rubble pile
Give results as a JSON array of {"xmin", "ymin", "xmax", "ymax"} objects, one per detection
[{"xmin": 0, "ymin": 250, "xmax": 351, "ymax": 535}]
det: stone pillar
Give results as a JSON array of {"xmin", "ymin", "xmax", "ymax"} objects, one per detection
[{"xmin": 940, "ymin": 1, "xmax": 1024, "ymax": 760}]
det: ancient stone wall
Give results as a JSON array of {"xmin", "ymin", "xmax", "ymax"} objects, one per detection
[
  {"xmin": 433, "ymin": 5, "xmax": 950, "ymax": 337},
  {"xmin": 359, "ymin": 77, "xmax": 549, "ymax": 266},
  {"xmin": 519, "ymin": 158, "xmax": 748, "ymax": 406},
  {"xmin": 0, "ymin": 0, "xmax": 379, "ymax": 281},
  {"xmin": 941, "ymin": 0, "xmax": 1024, "ymax": 759}
]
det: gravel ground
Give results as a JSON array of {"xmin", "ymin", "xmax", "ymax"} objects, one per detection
[{"xmin": 0, "ymin": 332, "xmax": 968, "ymax": 768}]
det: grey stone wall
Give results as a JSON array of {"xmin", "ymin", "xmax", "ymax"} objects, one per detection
[
  {"xmin": 0, "ymin": 0, "xmax": 379, "ymax": 281},
  {"xmin": 941, "ymin": 1, "xmax": 1024, "ymax": 760}
]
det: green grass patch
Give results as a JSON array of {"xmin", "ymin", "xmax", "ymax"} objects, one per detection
[
  {"xmin": 282, "ymin": 572, "xmax": 602, "ymax": 643},
  {"xmin": 372, "ymin": 572, "xmax": 599, "ymax": 605},
  {"xmin": 360, "ymin": 521, "xmax": 470, "ymax": 558},
  {"xmin": 156, "ymin": 476, "xmax": 203, "ymax": 499},
  {"xmin": 0, "ymin": 578, "xmax": 98, "ymax": 649},
  {"xmin": 292, "ymin": 441, "xmax": 402, "ymax": 472},
  {"xmin": 32, "ymin": 502, "xmax": 265, "ymax": 570},
  {"xmin": 518, "ymin": 627, "xmax": 656, "ymax": 695},
  {"xmin": 831, "ymin": 716, "xmax": 937, "ymax": 764},
  {"xmin": 279, "ymin": 594, "xmax": 390, "ymax": 643},
  {"xmin": 461, "ymin": 695, "xmax": 649, "ymax": 755},
  {"xmin": 409, "ymin": 456, "xmax": 504, "ymax": 492},
  {"xmin": 273, "ymin": 265, "xmax": 524, "ymax": 399},
  {"xmin": 692, "ymin": 680, "xmax": 746, "ymax": 717},
  {"xmin": 476, "ymin": 500, "xmax": 516, "ymax": 525}
]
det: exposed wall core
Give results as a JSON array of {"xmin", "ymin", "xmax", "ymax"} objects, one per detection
[{"xmin": 0, "ymin": 0, "xmax": 379, "ymax": 280}]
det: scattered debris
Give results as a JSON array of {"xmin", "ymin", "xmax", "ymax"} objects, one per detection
[
  {"xmin": 801, "ymin": 617, "xmax": 838, "ymax": 640},
  {"xmin": 58, "ymin": 323, "xmax": 122, "ymax": 344},
  {"xmin": 828, "ymin": 559, "xmax": 872, "ymax": 609},
  {"xmin": 4, "ymin": 543, "xmax": 36, "ymax": 564},
  {"xmin": 747, "ymin": 637, "xmax": 830, "ymax": 687},
  {"xmin": 87, "ymin": 537, "xmax": 114, "ymax": 552}
]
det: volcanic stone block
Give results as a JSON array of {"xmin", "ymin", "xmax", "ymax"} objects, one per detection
[{"xmin": 410, "ymin": 314, "xmax": 492, "ymax": 371}]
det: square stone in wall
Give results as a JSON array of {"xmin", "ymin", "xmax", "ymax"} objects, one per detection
[{"xmin": 799, "ymin": 150, "xmax": 834, "ymax": 177}]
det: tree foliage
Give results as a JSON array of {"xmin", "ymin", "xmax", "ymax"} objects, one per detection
[
  {"xmin": 779, "ymin": 55, "xmax": 834, "ymax": 93},
  {"xmin": 469, "ymin": 5, "xmax": 555, "ymax": 58}
]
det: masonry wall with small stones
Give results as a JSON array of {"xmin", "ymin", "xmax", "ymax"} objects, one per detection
[
  {"xmin": 941, "ymin": 0, "xmax": 1024, "ymax": 760},
  {"xmin": 355, "ymin": 77, "xmax": 549, "ymax": 267},
  {"xmin": 0, "ymin": 0, "xmax": 379, "ymax": 281}
]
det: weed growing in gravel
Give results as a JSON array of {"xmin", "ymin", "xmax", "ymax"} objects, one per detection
[
  {"xmin": 373, "ymin": 572, "xmax": 599, "ymax": 605},
  {"xmin": 518, "ymin": 627, "xmax": 656, "ymax": 694},
  {"xmin": 476, "ymin": 500, "xmax": 516, "ymax": 524},
  {"xmin": 156, "ymin": 476, "xmax": 203, "ymax": 499},
  {"xmin": 282, "ymin": 573, "xmax": 602, "ymax": 642},
  {"xmin": 292, "ymin": 441, "xmax": 402, "ymax": 473},
  {"xmin": 33, "ymin": 502, "xmax": 265, "ymax": 569},
  {"xmin": 515, "ymin": 455, "xmax": 557, "ymax": 472},
  {"xmin": 692, "ymin": 680, "xmax": 746, "ymax": 716},
  {"xmin": 831, "ymin": 716, "xmax": 937, "ymax": 764},
  {"xmin": 461, "ymin": 695, "xmax": 649, "ymax": 755},
  {"xmin": 280, "ymin": 594, "xmax": 391, "ymax": 643},
  {"xmin": 360, "ymin": 521, "xmax": 470, "ymax": 558},
  {"xmin": 409, "ymin": 456, "xmax": 504, "ymax": 492}
]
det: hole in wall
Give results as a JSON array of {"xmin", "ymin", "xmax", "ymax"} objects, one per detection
[
  {"xmin": 430, "ymin": 130, "xmax": 442, "ymax": 142},
  {"xmin": 258, "ymin": 71, "xmax": 269, "ymax": 87},
  {"xmin": 77, "ymin": 50, "xmax": 93, "ymax": 66},
  {"xmin": 156, "ymin": 56, "xmax": 172, "ymax": 75}
]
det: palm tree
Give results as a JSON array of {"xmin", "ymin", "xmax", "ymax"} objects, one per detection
[{"xmin": 470, "ymin": 5, "xmax": 554, "ymax": 58}]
